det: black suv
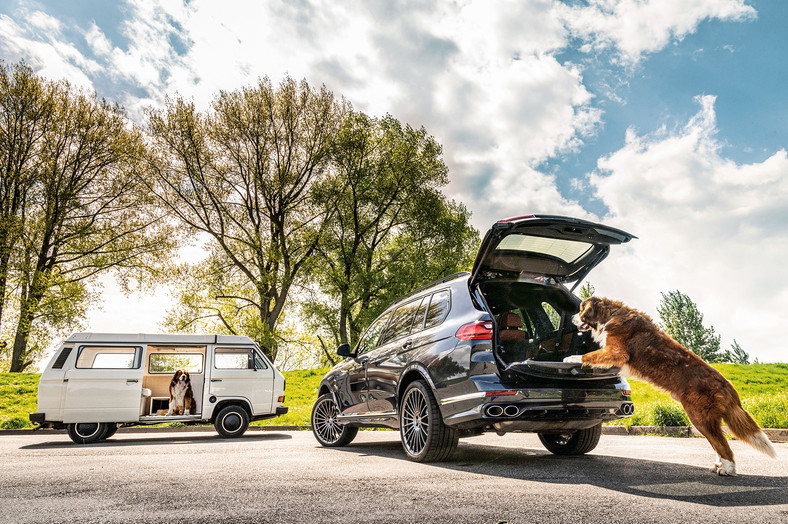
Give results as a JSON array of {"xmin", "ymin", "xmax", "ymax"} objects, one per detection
[{"xmin": 311, "ymin": 215, "xmax": 636, "ymax": 461}]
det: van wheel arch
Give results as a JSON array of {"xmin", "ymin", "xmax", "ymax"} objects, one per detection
[{"xmin": 211, "ymin": 400, "xmax": 252, "ymax": 423}]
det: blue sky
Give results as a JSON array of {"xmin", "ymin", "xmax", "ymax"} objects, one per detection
[{"xmin": 1, "ymin": 0, "xmax": 786, "ymax": 362}]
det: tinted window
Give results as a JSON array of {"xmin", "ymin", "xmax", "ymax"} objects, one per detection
[
  {"xmin": 424, "ymin": 290, "xmax": 451, "ymax": 329},
  {"xmin": 379, "ymin": 299, "xmax": 422, "ymax": 345},
  {"xmin": 411, "ymin": 296, "xmax": 429, "ymax": 334},
  {"xmin": 355, "ymin": 312, "xmax": 393, "ymax": 355},
  {"xmin": 542, "ymin": 302, "xmax": 561, "ymax": 330},
  {"xmin": 149, "ymin": 353, "xmax": 204, "ymax": 374},
  {"xmin": 76, "ymin": 347, "xmax": 138, "ymax": 369}
]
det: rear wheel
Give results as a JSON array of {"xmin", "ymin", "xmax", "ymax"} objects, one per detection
[
  {"xmin": 67, "ymin": 422, "xmax": 111, "ymax": 444},
  {"xmin": 100, "ymin": 423, "xmax": 119, "ymax": 440},
  {"xmin": 538, "ymin": 423, "xmax": 602, "ymax": 455},
  {"xmin": 399, "ymin": 380, "xmax": 458, "ymax": 462},
  {"xmin": 214, "ymin": 405, "xmax": 250, "ymax": 438},
  {"xmin": 311, "ymin": 394, "xmax": 359, "ymax": 447}
]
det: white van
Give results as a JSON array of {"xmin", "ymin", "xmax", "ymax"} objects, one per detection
[{"xmin": 29, "ymin": 333, "xmax": 288, "ymax": 444}]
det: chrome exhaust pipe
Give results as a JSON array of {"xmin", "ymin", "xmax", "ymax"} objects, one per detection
[
  {"xmin": 504, "ymin": 405, "xmax": 520, "ymax": 417},
  {"xmin": 486, "ymin": 405, "xmax": 504, "ymax": 417},
  {"xmin": 621, "ymin": 403, "xmax": 634, "ymax": 416}
]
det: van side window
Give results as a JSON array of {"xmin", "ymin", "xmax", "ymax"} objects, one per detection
[
  {"xmin": 252, "ymin": 349, "xmax": 269, "ymax": 369},
  {"xmin": 379, "ymin": 299, "xmax": 422, "ymax": 345},
  {"xmin": 76, "ymin": 347, "xmax": 139, "ymax": 369},
  {"xmin": 215, "ymin": 347, "xmax": 256, "ymax": 369},
  {"xmin": 149, "ymin": 353, "xmax": 204, "ymax": 374},
  {"xmin": 355, "ymin": 311, "xmax": 393, "ymax": 355},
  {"xmin": 424, "ymin": 290, "xmax": 451, "ymax": 329},
  {"xmin": 52, "ymin": 347, "xmax": 72, "ymax": 369}
]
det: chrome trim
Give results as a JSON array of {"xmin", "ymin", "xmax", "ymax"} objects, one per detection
[{"xmin": 439, "ymin": 392, "xmax": 486, "ymax": 405}]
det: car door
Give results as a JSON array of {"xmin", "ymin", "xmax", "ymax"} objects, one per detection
[
  {"xmin": 365, "ymin": 297, "xmax": 425, "ymax": 414},
  {"xmin": 209, "ymin": 346, "xmax": 274, "ymax": 416},
  {"xmin": 63, "ymin": 345, "xmax": 144, "ymax": 423}
]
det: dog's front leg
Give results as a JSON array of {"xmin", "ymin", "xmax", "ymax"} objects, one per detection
[{"xmin": 577, "ymin": 338, "xmax": 629, "ymax": 369}]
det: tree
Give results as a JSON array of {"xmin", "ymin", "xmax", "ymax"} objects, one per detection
[
  {"xmin": 147, "ymin": 76, "xmax": 348, "ymax": 360},
  {"xmin": 5, "ymin": 67, "xmax": 175, "ymax": 371},
  {"xmin": 578, "ymin": 282, "xmax": 595, "ymax": 300},
  {"xmin": 722, "ymin": 339, "xmax": 750, "ymax": 365},
  {"xmin": 657, "ymin": 290, "xmax": 723, "ymax": 363},
  {"xmin": 303, "ymin": 112, "xmax": 479, "ymax": 355}
]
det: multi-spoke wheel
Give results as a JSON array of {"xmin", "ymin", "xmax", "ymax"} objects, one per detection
[
  {"xmin": 311, "ymin": 394, "xmax": 358, "ymax": 447},
  {"xmin": 399, "ymin": 380, "xmax": 458, "ymax": 462},
  {"xmin": 538, "ymin": 423, "xmax": 602, "ymax": 455}
]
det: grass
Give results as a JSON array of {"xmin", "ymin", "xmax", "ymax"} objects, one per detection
[{"xmin": 2, "ymin": 363, "xmax": 787, "ymax": 429}]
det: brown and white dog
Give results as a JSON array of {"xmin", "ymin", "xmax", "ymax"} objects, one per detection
[
  {"xmin": 565, "ymin": 296, "xmax": 776, "ymax": 476},
  {"xmin": 166, "ymin": 369, "xmax": 195, "ymax": 416}
]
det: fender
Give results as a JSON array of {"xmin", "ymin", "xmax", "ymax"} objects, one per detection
[{"xmin": 396, "ymin": 362, "xmax": 438, "ymax": 399}]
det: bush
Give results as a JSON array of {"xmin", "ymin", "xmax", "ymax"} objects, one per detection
[
  {"xmin": 1, "ymin": 416, "xmax": 31, "ymax": 429},
  {"xmin": 652, "ymin": 403, "xmax": 690, "ymax": 426}
]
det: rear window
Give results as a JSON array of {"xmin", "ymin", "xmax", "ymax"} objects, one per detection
[
  {"xmin": 76, "ymin": 347, "xmax": 139, "ymax": 369},
  {"xmin": 52, "ymin": 347, "xmax": 72, "ymax": 369},
  {"xmin": 496, "ymin": 234, "xmax": 593, "ymax": 264},
  {"xmin": 424, "ymin": 290, "xmax": 451, "ymax": 329}
]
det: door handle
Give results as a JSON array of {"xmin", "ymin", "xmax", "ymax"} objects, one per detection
[
  {"xmin": 126, "ymin": 379, "xmax": 138, "ymax": 383},
  {"xmin": 211, "ymin": 379, "xmax": 222, "ymax": 382},
  {"xmin": 402, "ymin": 340, "xmax": 412, "ymax": 350}
]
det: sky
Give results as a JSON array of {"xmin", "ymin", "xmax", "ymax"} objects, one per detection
[{"xmin": 1, "ymin": 0, "xmax": 786, "ymax": 364}]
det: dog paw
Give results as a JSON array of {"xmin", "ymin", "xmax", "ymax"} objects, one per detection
[
  {"xmin": 185, "ymin": 410, "xmax": 190, "ymax": 416},
  {"xmin": 563, "ymin": 355, "xmax": 583, "ymax": 364},
  {"xmin": 711, "ymin": 459, "xmax": 736, "ymax": 476}
]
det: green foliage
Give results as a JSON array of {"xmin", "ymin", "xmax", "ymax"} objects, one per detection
[
  {"xmin": 578, "ymin": 282, "xmax": 595, "ymax": 300},
  {"xmin": 0, "ymin": 372, "xmax": 38, "ymax": 428},
  {"xmin": 657, "ymin": 290, "xmax": 724, "ymax": 363},
  {"xmin": 721, "ymin": 339, "xmax": 750, "ymax": 365},
  {"xmin": 0, "ymin": 416, "xmax": 29, "ymax": 429},
  {"xmin": 651, "ymin": 403, "xmax": 690, "ymax": 426}
]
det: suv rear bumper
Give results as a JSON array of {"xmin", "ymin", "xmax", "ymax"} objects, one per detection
[{"xmin": 439, "ymin": 374, "xmax": 633, "ymax": 431}]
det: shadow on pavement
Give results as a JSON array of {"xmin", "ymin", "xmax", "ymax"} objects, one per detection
[
  {"xmin": 19, "ymin": 432, "xmax": 292, "ymax": 450},
  {"xmin": 331, "ymin": 438, "xmax": 788, "ymax": 508}
]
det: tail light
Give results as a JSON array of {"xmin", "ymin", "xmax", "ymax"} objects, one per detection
[{"xmin": 456, "ymin": 321, "xmax": 493, "ymax": 341}]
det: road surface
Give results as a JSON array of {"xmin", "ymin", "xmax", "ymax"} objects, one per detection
[{"xmin": 1, "ymin": 429, "xmax": 786, "ymax": 523}]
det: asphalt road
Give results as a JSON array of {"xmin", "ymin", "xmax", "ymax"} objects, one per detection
[{"xmin": 2, "ymin": 429, "xmax": 786, "ymax": 523}]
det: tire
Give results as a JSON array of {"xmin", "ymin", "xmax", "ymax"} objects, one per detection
[
  {"xmin": 67, "ymin": 422, "xmax": 111, "ymax": 444},
  {"xmin": 101, "ymin": 423, "xmax": 119, "ymax": 440},
  {"xmin": 214, "ymin": 405, "xmax": 250, "ymax": 438},
  {"xmin": 538, "ymin": 423, "xmax": 602, "ymax": 455},
  {"xmin": 399, "ymin": 380, "xmax": 458, "ymax": 462},
  {"xmin": 311, "ymin": 394, "xmax": 359, "ymax": 447}
]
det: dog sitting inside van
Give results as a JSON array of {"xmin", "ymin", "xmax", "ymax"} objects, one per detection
[{"xmin": 166, "ymin": 369, "xmax": 195, "ymax": 416}]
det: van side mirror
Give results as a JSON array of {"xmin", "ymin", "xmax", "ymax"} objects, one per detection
[{"xmin": 337, "ymin": 343, "xmax": 352, "ymax": 358}]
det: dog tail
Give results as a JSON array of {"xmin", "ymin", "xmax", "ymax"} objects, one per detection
[{"xmin": 724, "ymin": 403, "xmax": 777, "ymax": 459}]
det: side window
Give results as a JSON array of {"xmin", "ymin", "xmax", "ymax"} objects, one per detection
[
  {"xmin": 149, "ymin": 354, "xmax": 204, "ymax": 374},
  {"xmin": 214, "ymin": 347, "xmax": 257, "ymax": 369},
  {"xmin": 52, "ymin": 347, "xmax": 73, "ymax": 369},
  {"xmin": 379, "ymin": 299, "xmax": 422, "ymax": 346},
  {"xmin": 355, "ymin": 312, "xmax": 393, "ymax": 355},
  {"xmin": 424, "ymin": 290, "xmax": 451, "ymax": 329},
  {"xmin": 542, "ymin": 302, "xmax": 561, "ymax": 330},
  {"xmin": 411, "ymin": 296, "xmax": 429, "ymax": 334},
  {"xmin": 252, "ymin": 348, "xmax": 269, "ymax": 369},
  {"xmin": 76, "ymin": 347, "xmax": 139, "ymax": 369}
]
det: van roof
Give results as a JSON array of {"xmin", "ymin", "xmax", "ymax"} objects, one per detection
[{"xmin": 65, "ymin": 333, "xmax": 255, "ymax": 345}]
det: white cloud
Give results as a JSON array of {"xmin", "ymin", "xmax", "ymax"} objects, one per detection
[
  {"xmin": 557, "ymin": 0, "xmax": 756, "ymax": 64},
  {"xmin": 589, "ymin": 95, "xmax": 788, "ymax": 361}
]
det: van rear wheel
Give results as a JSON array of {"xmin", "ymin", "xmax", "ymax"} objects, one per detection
[
  {"xmin": 67, "ymin": 422, "xmax": 111, "ymax": 444},
  {"xmin": 214, "ymin": 405, "xmax": 250, "ymax": 438}
]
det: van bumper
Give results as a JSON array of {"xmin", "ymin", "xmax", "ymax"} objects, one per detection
[
  {"xmin": 29, "ymin": 413, "xmax": 45, "ymax": 425},
  {"xmin": 276, "ymin": 406, "xmax": 288, "ymax": 416}
]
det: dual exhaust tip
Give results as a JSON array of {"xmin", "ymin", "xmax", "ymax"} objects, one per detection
[
  {"xmin": 485, "ymin": 404, "xmax": 520, "ymax": 418},
  {"xmin": 621, "ymin": 403, "xmax": 634, "ymax": 416}
]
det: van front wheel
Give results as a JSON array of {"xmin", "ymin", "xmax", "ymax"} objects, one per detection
[
  {"xmin": 67, "ymin": 422, "xmax": 110, "ymax": 444},
  {"xmin": 214, "ymin": 405, "xmax": 250, "ymax": 438}
]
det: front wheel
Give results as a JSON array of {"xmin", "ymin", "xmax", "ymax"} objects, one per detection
[
  {"xmin": 311, "ymin": 394, "xmax": 359, "ymax": 447},
  {"xmin": 67, "ymin": 422, "xmax": 111, "ymax": 444},
  {"xmin": 100, "ymin": 423, "xmax": 119, "ymax": 440},
  {"xmin": 538, "ymin": 423, "xmax": 602, "ymax": 455},
  {"xmin": 214, "ymin": 405, "xmax": 250, "ymax": 438},
  {"xmin": 399, "ymin": 380, "xmax": 458, "ymax": 462}
]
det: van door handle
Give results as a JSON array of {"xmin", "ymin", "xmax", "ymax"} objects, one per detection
[
  {"xmin": 126, "ymin": 379, "xmax": 138, "ymax": 383},
  {"xmin": 402, "ymin": 340, "xmax": 412, "ymax": 350},
  {"xmin": 211, "ymin": 379, "xmax": 222, "ymax": 382}
]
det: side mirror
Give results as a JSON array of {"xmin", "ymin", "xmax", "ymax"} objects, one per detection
[{"xmin": 337, "ymin": 343, "xmax": 352, "ymax": 358}]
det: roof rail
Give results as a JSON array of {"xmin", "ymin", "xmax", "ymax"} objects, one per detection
[{"xmin": 391, "ymin": 272, "xmax": 470, "ymax": 306}]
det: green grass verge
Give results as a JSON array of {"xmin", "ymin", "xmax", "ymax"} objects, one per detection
[{"xmin": 2, "ymin": 363, "xmax": 787, "ymax": 429}]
